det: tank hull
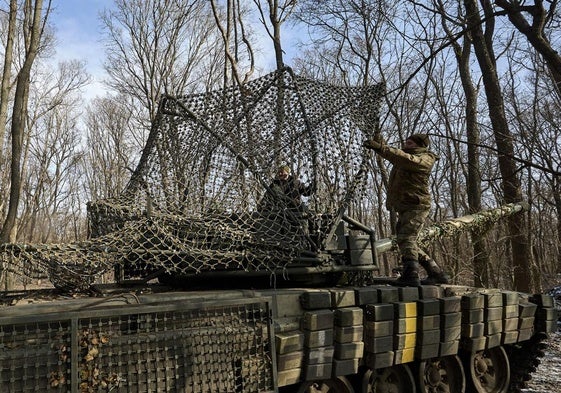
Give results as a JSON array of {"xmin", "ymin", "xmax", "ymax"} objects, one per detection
[{"xmin": 0, "ymin": 283, "xmax": 556, "ymax": 393}]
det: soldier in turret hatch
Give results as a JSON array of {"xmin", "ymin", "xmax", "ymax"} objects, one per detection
[
  {"xmin": 262, "ymin": 165, "xmax": 315, "ymax": 235},
  {"xmin": 363, "ymin": 133, "xmax": 449, "ymax": 286},
  {"xmin": 270, "ymin": 165, "xmax": 315, "ymax": 211}
]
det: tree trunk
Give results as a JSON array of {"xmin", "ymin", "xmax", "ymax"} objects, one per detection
[
  {"xmin": 0, "ymin": 0, "xmax": 18, "ymax": 290},
  {"xmin": 461, "ymin": 43, "xmax": 492, "ymax": 287},
  {"xmin": 459, "ymin": 32, "xmax": 491, "ymax": 288},
  {"xmin": 269, "ymin": 0, "xmax": 284, "ymax": 69},
  {"xmin": 554, "ymin": 184, "xmax": 561, "ymax": 274},
  {"xmin": 0, "ymin": 0, "xmax": 17, "ymax": 166},
  {"xmin": 440, "ymin": 1, "xmax": 492, "ymax": 287},
  {"xmin": 464, "ymin": 0, "xmax": 533, "ymax": 292},
  {"xmin": 0, "ymin": 0, "xmax": 44, "ymax": 244}
]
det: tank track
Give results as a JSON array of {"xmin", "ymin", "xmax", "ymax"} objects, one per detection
[{"xmin": 507, "ymin": 331, "xmax": 549, "ymax": 392}]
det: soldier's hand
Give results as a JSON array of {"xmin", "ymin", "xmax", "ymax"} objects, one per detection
[{"xmin": 363, "ymin": 139, "xmax": 382, "ymax": 150}]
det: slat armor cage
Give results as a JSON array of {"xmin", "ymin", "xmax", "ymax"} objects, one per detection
[{"xmin": 0, "ymin": 296, "xmax": 274, "ymax": 392}]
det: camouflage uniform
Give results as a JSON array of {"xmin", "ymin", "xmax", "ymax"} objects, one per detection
[
  {"xmin": 270, "ymin": 175, "xmax": 314, "ymax": 212},
  {"xmin": 377, "ymin": 143, "xmax": 438, "ymax": 261},
  {"xmin": 265, "ymin": 169, "xmax": 315, "ymax": 236},
  {"xmin": 365, "ymin": 133, "xmax": 449, "ymax": 285},
  {"xmin": 395, "ymin": 208, "xmax": 430, "ymax": 261}
]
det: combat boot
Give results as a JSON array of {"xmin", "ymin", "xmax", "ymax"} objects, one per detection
[
  {"xmin": 395, "ymin": 259, "xmax": 421, "ymax": 287},
  {"xmin": 419, "ymin": 258, "xmax": 450, "ymax": 285}
]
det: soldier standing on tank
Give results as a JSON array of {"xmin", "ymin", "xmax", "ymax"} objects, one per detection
[{"xmin": 363, "ymin": 133, "xmax": 449, "ymax": 286}]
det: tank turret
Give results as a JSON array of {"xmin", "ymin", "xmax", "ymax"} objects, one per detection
[{"xmin": 0, "ymin": 201, "xmax": 529, "ymax": 291}]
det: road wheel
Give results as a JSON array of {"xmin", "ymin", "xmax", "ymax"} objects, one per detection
[
  {"xmin": 418, "ymin": 355, "xmax": 465, "ymax": 393},
  {"xmin": 296, "ymin": 376, "xmax": 355, "ymax": 393},
  {"xmin": 466, "ymin": 346, "xmax": 510, "ymax": 393},
  {"xmin": 362, "ymin": 365, "xmax": 416, "ymax": 393}
]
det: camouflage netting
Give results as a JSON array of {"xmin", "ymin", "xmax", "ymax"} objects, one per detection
[
  {"xmin": 0, "ymin": 67, "xmax": 386, "ymax": 291},
  {"xmin": 369, "ymin": 202, "xmax": 529, "ymax": 257},
  {"xmin": 416, "ymin": 202, "xmax": 528, "ymax": 249}
]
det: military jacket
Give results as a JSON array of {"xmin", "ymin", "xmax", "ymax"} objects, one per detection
[
  {"xmin": 271, "ymin": 175, "xmax": 314, "ymax": 208},
  {"xmin": 376, "ymin": 145, "xmax": 438, "ymax": 211}
]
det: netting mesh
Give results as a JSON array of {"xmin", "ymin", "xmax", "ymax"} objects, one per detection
[{"xmin": 0, "ymin": 68, "xmax": 385, "ymax": 291}]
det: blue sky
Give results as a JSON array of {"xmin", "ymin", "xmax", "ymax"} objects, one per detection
[
  {"xmin": 48, "ymin": 1, "xmax": 299, "ymax": 99},
  {"xmin": 50, "ymin": 1, "xmax": 114, "ymax": 99}
]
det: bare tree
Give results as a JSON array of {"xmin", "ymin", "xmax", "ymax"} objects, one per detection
[
  {"xmin": 209, "ymin": 0, "xmax": 255, "ymax": 87},
  {"xmin": 0, "ymin": 0, "xmax": 51, "ymax": 244},
  {"xmin": 22, "ymin": 110, "xmax": 83, "ymax": 243},
  {"xmin": 502, "ymin": 46, "xmax": 561, "ymax": 287},
  {"xmin": 433, "ymin": 0, "xmax": 492, "ymax": 287},
  {"xmin": 294, "ymin": 0, "xmax": 391, "ymax": 86},
  {"xmin": 495, "ymin": 0, "xmax": 561, "ymax": 101},
  {"xmin": 253, "ymin": 0, "xmax": 297, "ymax": 70},
  {"xmin": 464, "ymin": 0, "xmax": 534, "ymax": 292},
  {"xmin": 17, "ymin": 59, "xmax": 89, "ymax": 243},
  {"xmin": 101, "ymin": 0, "xmax": 224, "ymax": 126},
  {"xmin": 0, "ymin": 0, "xmax": 17, "ymax": 168},
  {"xmin": 82, "ymin": 95, "xmax": 137, "ymax": 202}
]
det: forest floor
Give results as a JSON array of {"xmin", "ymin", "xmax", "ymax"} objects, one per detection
[
  {"xmin": 522, "ymin": 328, "xmax": 561, "ymax": 393},
  {"xmin": 515, "ymin": 282, "xmax": 561, "ymax": 393}
]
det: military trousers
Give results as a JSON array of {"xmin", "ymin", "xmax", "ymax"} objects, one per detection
[{"xmin": 395, "ymin": 207, "xmax": 430, "ymax": 262}]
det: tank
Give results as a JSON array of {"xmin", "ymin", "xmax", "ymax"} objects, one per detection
[
  {"xmin": 0, "ymin": 69, "xmax": 557, "ymax": 393},
  {"xmin": 0, "ymin": 214, "xmax": 556, "ymax": 393}
]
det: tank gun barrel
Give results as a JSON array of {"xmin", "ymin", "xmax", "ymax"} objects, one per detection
[{"xmin": 373, "ymin": 202, "xmax": 529, "ymax": 254}]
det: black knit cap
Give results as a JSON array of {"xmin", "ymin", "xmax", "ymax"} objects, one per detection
[{"xmin": 407, "ymin": 133, "xmax": 430, "ymax": 148}]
